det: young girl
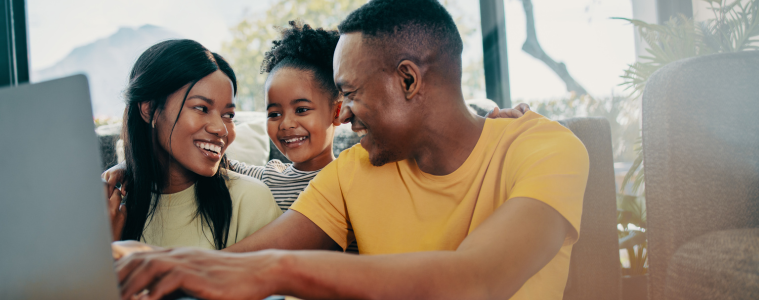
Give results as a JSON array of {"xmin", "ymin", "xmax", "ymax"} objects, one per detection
[
  {"xmin": 227, "ymin": 22, "xmax": 343, "ymax": 213},
  {"xmin": 109, "ymin": 39, "xmax": 281, "ymax": 250}
]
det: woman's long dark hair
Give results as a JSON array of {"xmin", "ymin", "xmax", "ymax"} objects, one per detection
[{"xmin": 121, "ymin": 39, "xmax": 238, "ymax": 250}]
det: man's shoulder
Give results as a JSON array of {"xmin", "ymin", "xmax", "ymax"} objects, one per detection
[
  {"xmin": 487, "ymin": 112, "xmax": 587, "ymax": 165},
  {"xmin": 489, "ymin": 112, "xmax": 581, "ymax": 149},
  {"xmin": 490, "ymin": 111, "xmax": 573, "ymax": 138}
]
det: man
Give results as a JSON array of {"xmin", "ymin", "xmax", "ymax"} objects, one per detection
[{"xmin": 115, "ymin": 0, "xmax": 589, "ymax": 299}]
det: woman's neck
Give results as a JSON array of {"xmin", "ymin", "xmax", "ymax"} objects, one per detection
[
  {"xmin": 152, "ymin": 140, "xmax": 196, "ymax": 194},
  {"xmin": 292, "ymin": 147, "xmax": 335, "ymax": 172},
  {"xmin": 162, "ymin": 159, "xmax": 197, "ymax": 194}
]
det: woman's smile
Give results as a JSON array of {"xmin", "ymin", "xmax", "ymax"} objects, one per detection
[{"xmin": 194, "ymin": 140, "xmax": 224, "ymax": 161}]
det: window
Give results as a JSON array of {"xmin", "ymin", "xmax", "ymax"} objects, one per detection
[
  {"xmin": 27, "ymin": 0, "xmax": 485, "ymax": 119},
  {"xmin": 504, "ymin": 0, "xmax": 639, "ymax": 164}
]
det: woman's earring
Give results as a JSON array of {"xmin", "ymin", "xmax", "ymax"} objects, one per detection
[{"xmin": 151, "ymin": 120, "xmax": 155, "ymax": 128}]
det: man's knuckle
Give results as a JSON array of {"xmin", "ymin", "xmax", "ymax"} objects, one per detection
[{"xmin": 144, "ymin": 257, "xmax": 159, "ymax": 269}]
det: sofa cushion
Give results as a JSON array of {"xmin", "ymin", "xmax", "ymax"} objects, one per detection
[
  {"xmin": 665, "ymin": 228, "xmax": 759, "ymax": 300},
  {"xmin": 226, "ymin": 111, "xmax": 270, "ymax": 167}
]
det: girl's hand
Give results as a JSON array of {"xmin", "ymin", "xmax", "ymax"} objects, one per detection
[
  {"xmin": 487, "ymin": 103, "xmax": 531, "ymax": 119},
  {"xmin": 106, "ymin": 187, "xmax": 127, "ymax": 241},
  {"xmin": 102, "ymin": 162, "xmax": 128, "ymax": 196}
]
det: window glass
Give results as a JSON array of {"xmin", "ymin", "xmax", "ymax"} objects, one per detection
[
  {"xmin": 504, "ymin": 0, "xmax": 639, "ymax": 163},
  {"xmin": 28, "ymin": 0, "xmax": 485, "ymax": 120},
  {"xmin": 505, "ymin": 0, "xmax": 635, "ymax": 100}
]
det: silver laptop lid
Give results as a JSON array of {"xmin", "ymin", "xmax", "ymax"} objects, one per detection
[{"xmin": 0, "ymin": 75, "xmax": 119, "ymax": 299}]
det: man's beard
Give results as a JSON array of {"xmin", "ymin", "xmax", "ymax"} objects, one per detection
[
  {"xmin": 366, "ymin": 137, "xmax": 401, "ymax": 167},
  {"xmin": 369, "ymin": 148, "xmax": 396, "ymax": 166}
]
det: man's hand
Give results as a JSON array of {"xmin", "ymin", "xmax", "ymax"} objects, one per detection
[
  {"xmin": 114, "ymin": 210, "xmax": 340, "ymax": 299},
  {"xmin": 487, "ymin": 103, "xmax": 531, "ymax": 119},
  {"xmin": 114, "ymin": 198, "xmax": 571, "ymax": 300},
  {"xmin": 102, "ymin": 162, "xmax": 127, "ymax": 197},
  {"xmin": 116, "ymin": 248, "xmax": 283, "ymax": 300},
  {"xmin": 112, "ymin": 240, "xmax": 164, "ymax": 261}
]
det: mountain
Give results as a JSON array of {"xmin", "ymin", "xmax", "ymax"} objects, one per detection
[{"xmin": 33, "ymin": 25, "xmax": 183, "ymax": 118}]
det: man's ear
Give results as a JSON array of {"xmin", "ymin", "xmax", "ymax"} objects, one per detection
[
  {"xmin": 138, "ymin": 102, "xmax": 153, "ymax": 124},
  {"xmin": 397, "ymin": 60, "xmax": 421, "ymax": 100}
]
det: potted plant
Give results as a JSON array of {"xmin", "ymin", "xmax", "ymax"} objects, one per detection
[{"xmin": 618, "ymin": 192, "xmax": 647, "ymax": 300}]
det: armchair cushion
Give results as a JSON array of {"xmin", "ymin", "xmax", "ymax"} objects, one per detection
[{"xmin": 665, "ymin": 228, "xmax": 759, "ymax": 300}]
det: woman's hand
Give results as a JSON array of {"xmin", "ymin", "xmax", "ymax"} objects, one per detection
[
  {"xmin": 102, "ymin": 162, "xmax": 128, "ymax": 196},
  {"xmin": 112, "ymin": 240, "xmax": 165, "ymax": 261},
  {"xmin": 487, "ymin": 103, "xmax": 531, "ymax": 119}
]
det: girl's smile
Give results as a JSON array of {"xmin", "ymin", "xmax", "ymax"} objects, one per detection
[{"xmin": 280, "ymin": 135, "xmax": 310, "ymax": 148}]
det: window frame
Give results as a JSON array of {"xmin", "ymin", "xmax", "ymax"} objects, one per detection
[
  {"xmin": 1, "ymin": 0, "xmax": 29, "ymax": 88},
  {"xmin": 479, "ymin": 0, "xmax": 511, "ymax": 108}
]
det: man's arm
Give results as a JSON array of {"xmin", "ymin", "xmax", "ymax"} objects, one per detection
[
  {"xmin": 115, "ymin": 197, "xmax": 569, "ymax": 300},
  {"xmin": 109, "ymin": 210, "xmax": 337, "ymax": 268},
  {"xmin": 224, "ymin": 209, "xmax": 341, "ymax": 252}
]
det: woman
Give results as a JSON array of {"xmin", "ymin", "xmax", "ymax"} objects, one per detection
[{"xmin": 110, "ymin": 39, "xmax": 281, "ymax": 250}]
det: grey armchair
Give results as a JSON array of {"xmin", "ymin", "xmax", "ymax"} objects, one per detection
[
  {"xmin": 642, "ymin": 51, "xmax": 759, "ymax": 300},
  {"xmin": 560, "ymin": 117, "xmax": 622, "ymax": 300}
]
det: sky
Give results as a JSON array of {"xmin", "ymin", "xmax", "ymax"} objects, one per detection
[
  {"xmin": 28, "ymin": 0, "xmax": 636, "ymax": 102},
  {"xmin": 27, "ymin": 0, "xmax": 265, "ymax": 69}
]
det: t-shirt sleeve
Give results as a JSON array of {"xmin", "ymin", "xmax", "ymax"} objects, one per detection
[
  {"xmin": 229, "ymin": 176, "xmax": 282, "ymax": 244},
  {"xmin": 506, "ymin": 121, "xmax": 589, "ymax": 245},
  {"xmin": 228, "ymin": 159, "xmax": 266, "ymax": 180},
  {"xmin": 289, "ymin": 155, "xmax": 352, "ymax": 250}
]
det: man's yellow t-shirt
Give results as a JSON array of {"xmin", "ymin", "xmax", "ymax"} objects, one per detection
[{"xmin": 290, "ymin": 111, "xmax": 589, "ymax": 299}]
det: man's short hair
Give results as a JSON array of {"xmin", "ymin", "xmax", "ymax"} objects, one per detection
[{"xmin": 338, "ymin": 0, "xmax": 464, "ymax": 66}]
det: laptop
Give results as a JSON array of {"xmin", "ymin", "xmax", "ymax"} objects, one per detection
[{"xmin": 0, "ymin": 75, "xmax": 120, "ymax": 299}]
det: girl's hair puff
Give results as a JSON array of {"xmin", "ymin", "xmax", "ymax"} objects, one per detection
[{"xmin": 261, "ymin": 21, "xmax": 341, "ymax": 103}]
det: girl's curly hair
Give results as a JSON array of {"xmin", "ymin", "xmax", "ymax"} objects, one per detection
[{"xmin": 261, "ymin": 21, "xmax": 341, "ymax": 102}]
